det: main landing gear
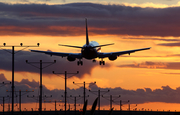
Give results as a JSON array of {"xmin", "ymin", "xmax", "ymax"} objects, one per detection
[
  {"xmin": 99, "ymin": 59, "xmax": 105, "ymax": 65},
  {"xmin": 77, "ymin": 60, "xmax": 83, "ymax": 66},
  {"xmin": 92, "ymin": 59, "xmax": 105, "ymax": 65}
]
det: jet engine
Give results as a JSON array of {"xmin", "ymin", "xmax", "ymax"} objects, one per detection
[
  {"xmin": 67, "ymin": 56, "xmax": 76, "ymax": 61},
  {"xmin": 108, "ymin": 55, "xmax": 117, "ymax": 61}
]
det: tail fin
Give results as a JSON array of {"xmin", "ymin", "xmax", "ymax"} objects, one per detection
[{"xmin": 85, "ymin": 18, "xmax": 89, "ymax": 45}]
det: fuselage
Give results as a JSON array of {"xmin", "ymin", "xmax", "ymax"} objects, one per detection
[{"xmin": 81, "ymin": 41, "xmax": 100, "ymax": 59}]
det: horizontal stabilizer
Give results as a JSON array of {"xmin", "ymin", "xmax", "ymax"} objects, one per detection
[
  {"xmin": 58, "ymin": 44, "xmax": 83, "ymax": 48},
  {"xmin": 92, "ymin": 43, "xmax": 114, "ymax": 48}
]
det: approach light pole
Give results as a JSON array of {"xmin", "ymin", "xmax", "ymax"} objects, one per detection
[
  {"xmin": 73, "ymin": 81, "xmax": 96, "ymax": 105},
  {"xmin": 44, "ymin": 100, "xmax": 61, "ymax": 111},
  {"xmin": 102, "ymin": 95, "xmax": 120, "ymax": 110},
  {"xmin": 89, "ymin": 89, "xmax": 110, "ymax": 115},
  {"xmin": 53, "ymin": 71, "xmax": 79, "ymax": 115},
  {"xmin": 0, "ymin": 96, "xmax": 9, "ymax": 114},
  {"xmin": 69, "ymin": 95, "xmax": 81, "ymax": 115},
  {"xmin": 26, "ymin": 60, "xmax": 56, "ymax": 115},
  {"xmin": 0, "ymin": 43, "xmax": 39, "ymax": 115},
  {"xmin": 6, "ymin": 89, "xmax": 34, "ymax": 112},
  {"xmin": 27, "ymin": 94, "xmax": 52, "ymax": 111},
  {"xmin": 120, "ymin": 100, "xmax": 129, "ymax": 111},
  {"xmin": 18, "ymin": 90, "xmax": 34, "ymax": 111}
]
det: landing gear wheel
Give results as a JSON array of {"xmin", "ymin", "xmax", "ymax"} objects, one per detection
[
  {"xmin": 102, "ymin": 61, "xmax": 105, "ymax": 65},
  {"xmin": 99, "ymin": 61, "xmax": 105, "ymax": 65},
  {"xmin": 77, "ymin": 61, "xmax": 83, "ymax": 66},
  {"xmin": 80, "ymin": 61, "xmax": 83, "ymax": 65}
]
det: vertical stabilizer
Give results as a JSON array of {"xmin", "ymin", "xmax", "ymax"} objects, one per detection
[{"xmin": 85, "ymin": 18, "xmax": 89, "ymax": 45}]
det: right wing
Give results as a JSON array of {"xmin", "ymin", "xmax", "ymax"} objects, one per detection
[
  {"xmin": 97, "ymin": 47, "xmax": 151, "ymax": 58},
  {"xmin": 30, "ymin": 50, "xmax": 82, "ymax": 59}
]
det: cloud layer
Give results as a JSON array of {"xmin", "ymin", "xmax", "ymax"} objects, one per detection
[
  {"xmin": 1, "ymin": 73, "xmax": 180, "ymax": 106},
  {"xmin": 0, "ymin": 2, "xmax": 180, "ymax": 36},
  {"xmin": 0, "ymin": 49, "xmax": 111, "ymax": 78},
  {"xmin": 118, "ymin": 61, "xmax": 180, "ymax": 70}
]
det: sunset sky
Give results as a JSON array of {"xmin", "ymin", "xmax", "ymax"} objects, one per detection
[{"xmin": 1, "ymin": 0, "xmax": 180, "ymax": 112}]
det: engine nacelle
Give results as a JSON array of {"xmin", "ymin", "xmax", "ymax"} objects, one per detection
[
  {"xmin": 67, "ymin": 56, "xmax": 76, "ymax": 61},
  {"xmin": 108, "ymin": 55, "xmax": 117, "ymax": 61}
]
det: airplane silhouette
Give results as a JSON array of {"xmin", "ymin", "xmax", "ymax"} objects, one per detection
[{"xmin": 31, "ymin": 19, "xmax": 151, "ymax": 65}]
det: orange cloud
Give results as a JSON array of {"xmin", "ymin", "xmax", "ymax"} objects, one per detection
[{"xmin": 117, "ymin": 61, "xmax": 180, "ymax": 70}]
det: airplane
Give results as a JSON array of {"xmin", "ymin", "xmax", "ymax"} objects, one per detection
[{"xmin": 30, "ymin": 19, "xmax": 151, "ymax": 65}]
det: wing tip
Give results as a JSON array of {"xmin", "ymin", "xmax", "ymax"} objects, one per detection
[{"xmin": 29, "ymin": 49, "xmax": 31, "ymax": 51}]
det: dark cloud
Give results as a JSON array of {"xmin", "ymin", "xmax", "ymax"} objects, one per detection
[
  {"xmin": 0, "ymin": 2, "xmax": 180, "ymax": 36},
  {"xmin": 158, "ymin": 42, "xmax": 180, "ymax": 47},
  {"xmin": 17, "ymin": 79, "xmax": 39, "ymax": 88},
  {"xmin": 122, "ymin": 37, "xmax": 180, "ymax": 42},
  {"xmin": 0, "ymin": 73, "xmax": 7, "ymax": 81},
  {"xmin": 20, "ymin": 0, "xmax": 29, "ymax": 2},
  {"xmin": 94, "ymin": 85, "xmax": 180, "ymax": 105},
  {"xmin": 0, "ymin": 49, "xmax": 111, "ymax": 78},
  {"xmin": 117, "ymin": 61, "xmax": 180, "ymax": 70}
]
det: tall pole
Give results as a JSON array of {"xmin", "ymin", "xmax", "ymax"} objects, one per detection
[
  {"xmin": 83, "ymin": 82, "xmax": 85, "ymax": 105},
  {"xmin": 74, "ymin": 97, "xmax": 76, "ymax": 115},
  {"xmin": 53, "ymin": 71, "xmax": 79, "ymax": 115},
  {"xmin": 0, "ymin": 43, "xmax": 39, "ymax": 115},
  {"xmin": 98, "ymin": 90, "xmax": 100, "ymax": 111},
  {"xmin": 102, "ymin": 95, "xmax": 120, "ymax": 110},
  {"xmin": 18, "ymin": 90, "xmax": 34, "ymax": 112},
  {"xmin": 70, "ymin": 95, "xmax": 81, "ymax": 115},
  {"xmin": 3, "ymin": 97, "xmax": 4, "ymax": 114},
  {"xmin": 120, "ymin": 100, "xmax": 122, "ymax": 111},
  {"xmin": 12, "ymin": 46, "xmax": 14, "ymax": 114},
  {"xmin": 8, "ymin": 104, "xmax": 10, "ymax": 112},
  {"xmin": 73, "ymin": 81, "xmax": 96, "ymax": 105},
  {"xmin": 26, "ymin": 59, "xmax": 55, "ymax": 115},
  {"xmin": 119, "ymin": 100, "xmax": 129, "ymax": 113},
  {"xmin": 65, "ymin": 71, "xmax": 67, "ymax": 115},
  {"xmin": 39, "ymin": 60, "xmax": 42, "ymax": 114},
  {"xmin": 19, "ymin": 90, "xmax": 21, "ymax": 111},
  {"xmin": 110, "ymin": 95, "xmax": 112, "ymax": 109},
  {"xmin": 89, "ymin": 89, "xmax": 109, "ymax": 115},
  {"xmin": 55, "ymin": 100, "xmax": 56, "ymax": 111}
]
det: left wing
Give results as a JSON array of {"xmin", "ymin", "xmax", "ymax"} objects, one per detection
[
  {"xmin": 30, "ymin": 50, "xmax": 82, "ymax": 59},
  {"xmin": 97, "ymin": 47, "xmax": 151, "ymax": 58}
]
